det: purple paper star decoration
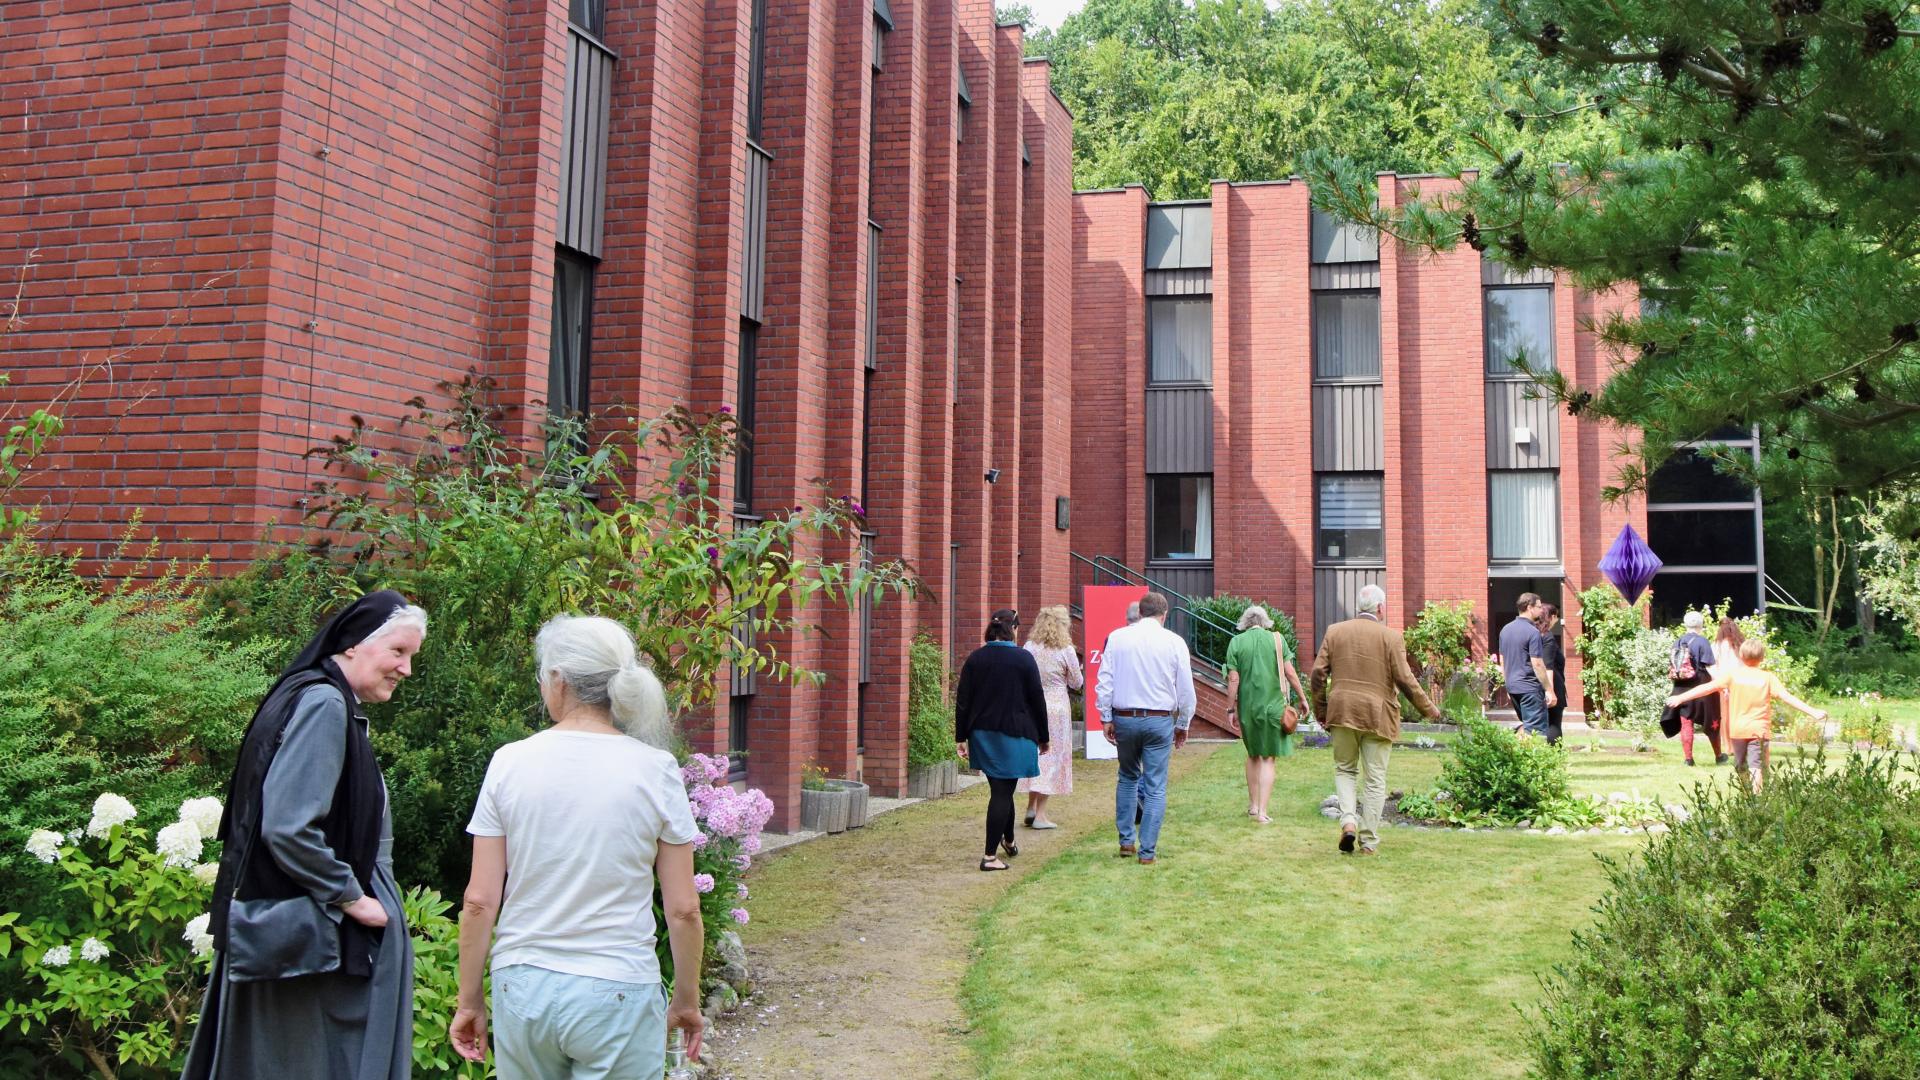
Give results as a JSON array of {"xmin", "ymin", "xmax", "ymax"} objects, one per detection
[{"xmin": 1598, "ymin": 523, "xmax": 1663, "ymax": 604}]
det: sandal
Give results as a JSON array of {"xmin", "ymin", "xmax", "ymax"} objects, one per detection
[
  {"xmin": 1001, "ymin": 840, "xmax": 1019, "ymax": 858},
  {"xmin": 980, "ymin": 857, "xmax": 1009, "ymax": 872}
]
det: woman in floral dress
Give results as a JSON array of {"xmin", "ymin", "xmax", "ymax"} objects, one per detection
[{"xmin": 1020, "ymin": 605, "xmax": 1084, "ymax": 829}]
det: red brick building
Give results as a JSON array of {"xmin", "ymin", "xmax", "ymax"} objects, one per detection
[
  {"xmin": 3, "ymin": 0, "xmax": 1076, "ymax": 829},
  {"xmin": 1068, "ymin": 178, "xmax": 1760, "ymax": 710}
]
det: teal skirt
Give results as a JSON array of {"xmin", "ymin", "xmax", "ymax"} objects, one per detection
[{"xmin": 969, "ymin": 729, "xmax": 1040, "ymax": 780}]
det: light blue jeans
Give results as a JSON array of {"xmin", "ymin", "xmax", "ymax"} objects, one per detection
[
  {"xmin": 1113, "ymin": 713, "xmax": 1176, "ymax": 857},
  {"xmin": 492, "ymin": 964, "xmax": 667, "ymax": 1080}
]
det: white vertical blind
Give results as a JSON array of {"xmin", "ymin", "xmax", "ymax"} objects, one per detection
[
  {"xmin": 1149, "ymin": 297, "xmax": 1212, "ymax": 384},
  {"xmin": 1490, "ymin": 470, "xmax": 1559, "ymax": 561},
  {"xmin": 1313, "ymin": 291, "xmax": 1380, "ymax": 380}
]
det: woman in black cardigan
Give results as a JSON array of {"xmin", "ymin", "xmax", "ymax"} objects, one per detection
[{"xmin": 955, "ymin": 608, "xmax": 1051, "ymax": 871}]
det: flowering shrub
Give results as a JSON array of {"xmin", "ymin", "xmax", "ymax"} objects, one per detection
[
  {"xmin": 670, "ymin": 754, "xmax": 773, "ymax": 991},
  {"xmin": 0, "ymin": 795, "xmax": 220, "ymax": 1077}
]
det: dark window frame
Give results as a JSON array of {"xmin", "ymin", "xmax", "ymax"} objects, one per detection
[
  {"xmin": 1147, "ymin": 474, "xmax": 1214, "ymax": 563},
  {"xmin": 1315, "ymin": 472, "xmax": 1386, "ymax": 567},
  {"xmin": 548, "ymin": 248, "xmax": 595, "ymax": 423},
  {"xmin": 568, "ymin": 0, "xmax": 605, "ymax": 38},
  {"xmin": 734, "ymin": 320, "xmax": 759, "ymax": 513},
  {"xmin": 1310, "ymin": 288, "xmax": 1382, "ymax": 384},
  {"xmin": 1483, "ymin": 284, "xmax": 1555, "ymax": 379},
  {"xmin": 746, "ymin": 0, "xmax": 769, "ymax": 142},
  {"xmin": 1146, "ymin": 295, "xmax": 1213, "ymax": 388}
]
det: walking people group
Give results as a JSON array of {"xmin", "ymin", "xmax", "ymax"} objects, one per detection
[{"xmin": 185, "ymin": 591, "xmax": 707, "ymax": 1080}]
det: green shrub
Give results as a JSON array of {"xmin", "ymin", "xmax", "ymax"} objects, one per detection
[
  {"xmin": 1189, "ymin": 594, "xmax": 1300, "ymax": 670},
  {"xmin": 206, "ymin": 379, "xmax": 912, "ymax": 897},
  {"xmin": 1532, "ymin": 752, "xmax": 1920, "ymax": 1079},
  {"xmin": 1433, "ymin": 714, "xmax": 1571, "ymax": 821},
  {"xmin": 0, "ymin": 534, "xmax": 274, "ymax": 917},
  {"xmin": 1575, "ymin": 583, "xmax": 1650, "ymax": 724},
  {"xmin": 1403, "ymin": 599, "xmax": 1474, "ymax": 702},
  {"xmin": 906, "ymin": 633, "xmax": 958, "ymax": 769},
  {"xmin": 401, "ymin": 886, "xmax": 491, "ymax": 1078}
]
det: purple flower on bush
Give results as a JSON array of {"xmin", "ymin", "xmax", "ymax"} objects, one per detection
[
  {"xmin": 736, "ymin": 882, "xmax": 749, "ymax": 899},
  {"xmin": 447, "ymin": 445, "xmax": 463, "ymax": 455},
  {"xmin": 678, "ymin": 479, "xmax": 693, "ymax": 495},
  {"xmin": 849, "ymin": 500, "xmax": 865, "ymax": 517},
  {"xmin": 693, "ymin": 873, "xmax": 716, "ymax": 893},
  {"xmin": 369, "ymin": 449, "xmax": 381, "ymax": 458},
  {"xmin": 706, "ymin": 545, "xmax": 721, "ymax": 563},
  {"xmin": 691, "ymin": 830, "xmax": 709, "ymax": 851},
  {"xmin": 729, "ymin": 907, "xmax": 751, "ymax": 925},
  {"xmin": 734, "ymin": 853, "xmax": 752, "ymax": 871},
  {"xmin": 719, "ymin": 404, "xmax": 732, "ymax": 414}
]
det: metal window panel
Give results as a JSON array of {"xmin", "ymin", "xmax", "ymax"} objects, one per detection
[
  {"xmin": 1314, "ymin": 567, "xmax": 1386, "ymax": 648},
  {"xmin": 866, "ymin": 223, "xmax": 881, "ymax": 369},
  {"xmin": 558, "ymin": 31, "xmax": 614, "ymax": 257},
  {"xmin": 741, "ymin": 145, "xmax": 771, "ymax": 322},
  {"xmin": 1309, "ymin": 262, "xmax": 1380, "ymax": 290},
  {"xmin": 1310, "ymin": 208, "xmax": 1379, "ymax": 264},
  {"xmin": 1484, "ymin": 381, "xmax": 1560, "ymax": 468},
  {"xmin": 1311, "ymin": 384, "xmax": 1384, "ymax": 471},
  {"xmin": 1144, "ymin": 268, "xmax": 1212, "ymax": 296},
  {"xmin": 1482, "ymin": 257, "xmax": 1555, "ymax": 285},
  {"xmin": 1145, "ymin": 388, "xmax": 1214, "ymax": 473},
  {"xmin": 1145, "ymin": 205, "xmax": 1212, "ymax": 270}
]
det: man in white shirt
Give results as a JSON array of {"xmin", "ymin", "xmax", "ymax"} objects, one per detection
[{"xmin": 1094, "ymin": 591, "xmax": 1197, "ymax": 865}]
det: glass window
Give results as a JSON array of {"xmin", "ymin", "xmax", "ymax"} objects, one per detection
[
  {"xmin": 1485, "ymin": 286, "xmax": 1554, "ymax": 376},
  {"xmin": 872, "ymin": 15, "xmax": 887, "ymax": 69},
  {"xmin": 1149, "ymin": 475, "xmax": 1212, "ymax": 561},
  {"xmin": 734, "ymin": 321, "xmax": 759, "ymax": 511},
  {"xmin": 1648, "ymin": 508, "xmax": 1759, "ymax": 566},
  {"xmin": 1317, "ymin": 474, "xmax": 1384, "ymax": 563},
  {"xmin": 568, "ymin": 0, "xmax": 604, "ymax": 36},
  {"xmin": 1149, "ymin": 297, "xmax": 1211, "ymax": 385},
  {"xmin": 728, "ymin": 695, "xmax": 751, "ymax": 779},
  {"xmin": 1312, "ymin": 291, "xmax": 1380, "ymax": 381},
  {"xmin": 1648, "ymin": 448, "xmax": 1756, "ymax": 504},
  {"xmin": 548, "ymin": 250, "xmax": 594, "ymax": 421},
  {"xmin": 866, "ymin": 225, "xmax": 881, "ymax": 369},
  {"xmin": 1650, "ymin": 572, "xmax": 1761, "ymax": 625},
  {"xmin": 747, "ymin": 0, "xmax": 768, "ymax": 141},
  {"xmin": 1489, "ymin": 470, "xmax": 1560, "ymax": 563}
]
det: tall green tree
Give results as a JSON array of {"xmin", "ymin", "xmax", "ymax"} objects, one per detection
[{"xmin": 1306, "ymin": 0, "xmax": 1920, "ymax": 500}]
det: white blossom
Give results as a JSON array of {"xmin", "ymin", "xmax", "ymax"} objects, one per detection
[
  {"xmin": 79, "ymin": 937, "xmax": 109, "ymax": 963},
  {"xmin": 86, "ymin": 793, "xmax": 137, "ymax": 838},
  {"xmin": 177, "ymin": 797, "xmax": 223, "ymax": 837},
  {"xmin": 155, "ymin": 820, "xmax": 204, "ymax": 869},
  {"xmin": 183, "ymin": 914, "xmax": 214, "ymax": 958},
  {"xmin": 66, "ymin": 829, "xmax": 84, "ymax": 843},
  {"xmin": 192, "ymin": 862, "xmax": 221, "ymax": 886},
  {"xmin": 26, "ymin": 829, "xmax": 63, "ymax": 864},
  {"xmin": 41, "ymin": 945, "xmax": 72, "ymax": 968}
]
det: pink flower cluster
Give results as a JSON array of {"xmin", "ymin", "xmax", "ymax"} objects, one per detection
[{"xmin": 681, "ymin": 754, "xmax": 774, "ymax": 847}]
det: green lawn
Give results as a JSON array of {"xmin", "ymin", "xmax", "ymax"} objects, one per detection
[{"xmin": 961, "ymin": 741, "xmax": 1742, "ymax": 1080}]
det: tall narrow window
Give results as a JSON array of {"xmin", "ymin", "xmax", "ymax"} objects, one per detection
[
  {"xmin": 1149, "ymin": 475, "xmax": 1213, "ymax": 561},
  {"xmin": 1488, "ymin": 470, "xmax": 1560, "ymax": 564},
  {"xmin": 956, "ymin": 65, "xmax": 971, "ymax": 143},
  {"xmin": 728, "ymin": 695, "xmax": 750, "ymax": 779},
  {"xmin": 1312, "ymin": 292, "xmax": 1381, "ymax": 381},
  {"xmin": 1484, "ymin": 286, "xmax": 1554, "ymax": 376},
  {"xmin": 734, "ymin": 321, "xmax": 759, "ymax": 512},
  {"xmin": 1316, "ymin": 474, "xmax": 1384, "ymax": 563},
  {"xmin": 747, "ymin": 0, "xmax": 768, "ymax": 142},
  {"xmin": 1148, "ymin": 297, "xmax": 1211, "ymax": 385},
  {"xmin": 548, "ymin": 250, "xmax": 594, "ymax": 420},
  {"xmin": 860, "ymin": 367, "xmax": 874, "ymax": 507},
  {"xmin": 568, "ymin": 0, "xmax": 604, "ymax": 36}
]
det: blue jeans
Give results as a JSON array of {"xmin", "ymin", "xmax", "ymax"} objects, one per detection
[
  {"xmin": 1113, "ymin": 714, "xmax": 1176, "ymax": 857},
  {"xmin": 1512, "ymin": 690, "xmax": 1550, "ymax": 737},
  {"xmin": 492, "ymin": 964, "xmax": 667, "ymax": 1080}
]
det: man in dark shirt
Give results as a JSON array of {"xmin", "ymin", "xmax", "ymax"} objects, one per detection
[{"xmin": 1499, "ymin": 593, "xmax": 1556, "ymax": 737}]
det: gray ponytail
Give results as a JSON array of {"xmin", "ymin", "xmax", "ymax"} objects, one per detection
[{"xmin": 534, "ymin": 615, "xmax": 672, "ymax": 748}]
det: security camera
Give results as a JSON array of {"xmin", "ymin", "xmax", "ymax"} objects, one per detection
[{"xmin": 985, "ymin": 468, "xmax": 1001, "ymax": 484}]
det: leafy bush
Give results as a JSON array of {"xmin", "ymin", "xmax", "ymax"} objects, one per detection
[
  {"xmin": 0, "ymin": 534, "xmax": 274, "ymax": 917},
  {"xmin": 1189, "ymin": 594, "xmax": 1300, "ymax": 669},
  {"xmin": 206, "ymin": 378, "xmax": 910, "ymax": 896},
  {"xmin": 1432, "ymin": 714, "xmax": 1571, "ymax": 821},
  {"xmin": 1403, "ymin": 599, "xmax": 1474, "ymax": 702},
  {"xmin": 399, "ymin": 887, "xmax": 490, "ymax": 1079},
  {"xmin": 1532, "ymin": 753, "xmax": 1920, "ymax": 1079},
  {"xmin": 906, "ymin": 633, "xmax": 959, "ymax": 769},
  {"xmin": 0, "ymin": 795, "xmax": 219, "ymax": 1078},
  {"xmin": 1574, "ymin": 583, "xmax": 1650, "ymax": 723}
]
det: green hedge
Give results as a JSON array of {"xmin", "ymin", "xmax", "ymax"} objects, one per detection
[{"xmin": 1189, "ymin": 594, "xmax": 1301, "ymax": 668}]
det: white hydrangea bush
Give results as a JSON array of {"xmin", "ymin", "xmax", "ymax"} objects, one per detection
[{"xmin": 0, "ymin": 793, "xmax": 225, "ymax": 1073}]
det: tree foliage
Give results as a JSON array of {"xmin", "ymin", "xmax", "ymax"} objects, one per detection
[
  {"xmin": 1306, "ymin": 0, "xmax": 1920, "ymax": 498},
  {"xmin": 1034, "ymin": 0, "xmax": 1606, "ymax": 198}
]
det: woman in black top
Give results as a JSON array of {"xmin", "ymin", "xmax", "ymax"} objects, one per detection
[
  {"xmin": 954, "ymin": 609, "xmax": 1050, "ymax": 871},
  {"xmin": 1540, "ymin": 603, "xmax": 1567, "ymax": 745}
]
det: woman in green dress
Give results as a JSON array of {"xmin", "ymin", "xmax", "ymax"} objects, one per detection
[{"xmin": 1223, "ymin": 604, "xmax": 1307, "ymax": 823}]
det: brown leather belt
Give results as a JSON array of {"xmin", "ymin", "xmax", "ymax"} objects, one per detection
[{"xmin": 1113, "ymin": 708, "xmax": 1173, "ymax": 717}]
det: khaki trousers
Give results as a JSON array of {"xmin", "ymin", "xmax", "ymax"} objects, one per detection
[{"xmin": 1332, "ymin": 726, "xmax": 1393, "ymax": 850}]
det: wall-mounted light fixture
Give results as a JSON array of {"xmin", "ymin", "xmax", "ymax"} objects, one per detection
[
  {"xmin": 1055, "ymin": 496, "xmax": 1070, "ymax": 531},
  {"xmin": 985, "ymin": 468, "xmax": 1001, "ymax": 484}
]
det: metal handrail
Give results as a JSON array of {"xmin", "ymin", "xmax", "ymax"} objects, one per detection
[{"xmin": 1065, "ymin": 551, "xmax": 1239, "ymax": 681}]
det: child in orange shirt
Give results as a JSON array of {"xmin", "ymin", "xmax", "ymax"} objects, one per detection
[{"xmin": 1666, "ymin": 639, "xmax": 1827, "ymax": 791}]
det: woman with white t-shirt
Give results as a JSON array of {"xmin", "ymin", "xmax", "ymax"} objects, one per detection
[{"xmin": 449, "ymin": 615, "xmax": 705, "ymax": 1079}]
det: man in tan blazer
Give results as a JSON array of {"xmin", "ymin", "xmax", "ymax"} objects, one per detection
[{"xmin": 1310, "ymin": 583, "xmax": 1441, "ymax": 855}]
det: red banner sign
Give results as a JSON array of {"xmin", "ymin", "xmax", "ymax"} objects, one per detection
[{"xmin": 1082, "ymin": 584, "xmax": 1147, "ymax": 761}]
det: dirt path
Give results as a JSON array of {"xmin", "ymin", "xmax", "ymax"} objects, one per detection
[{"xmin": 702, "ymin": 744, "xmax": 1223, "ymax": 1079}]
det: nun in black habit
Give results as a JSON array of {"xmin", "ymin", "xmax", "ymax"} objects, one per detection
[{"xmin": 182, "ymin": 590, "xmax": 427, "ymax": 1080}]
